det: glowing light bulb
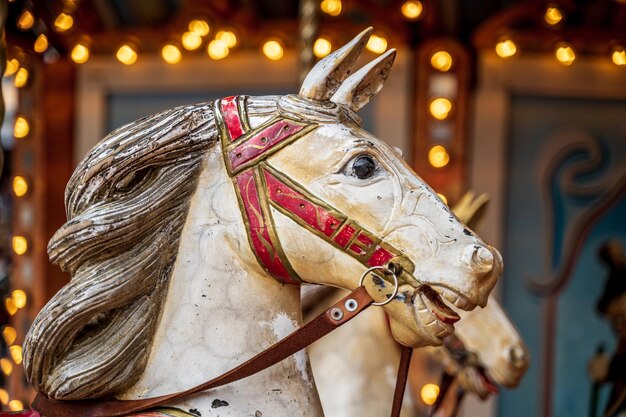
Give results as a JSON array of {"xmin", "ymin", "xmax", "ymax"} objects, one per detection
[
  {"xmin": 437, "ymin": 193, "xmax": 448, "ymax": 205},
  {"xmin": 14, "ymin": 67, "xmax": 29, "ymax": 88},
  {"xmin": 34, "ymin": 34, "xmax": 49, "ymax": 53},
  {"xmin": 0, "ymin": 389, "xmax": 8, "ymax": 405},
  {"xmin": 366, "ymin": 34, "xmax": 387, "ymax": 54},
  {"xmin": 320, "ymin": 0, "xmax": 342, "ymax": 16},
  {"xmin": 17, "ymin": 11, "xmax": 34, "ymax": 30},
  {"xmin": 207, "ymin": 40, "xmax": 229, "ymax": 60},
  {"xmin": 0, "ymin": 358, "xmax": 13, "ymax": 376},
  {"xmin": 430, "ymin": 51, "xmax": 452, "ymax": 71},
  {"xmin": 8, "ymin": 400, "xmax": 23, "ymax": 412},
  {"xmin": 314, "ymin": 37, "xmax": 332, "ymax": 58},
  {"xmin": 71, "ymin": 42, "xmax": 90, "ymax": 64},
  {"xmin": 428, "ymin": 145, "xmax": 450, "ymax": 168},
  {"xmin": 612, "ymin": 46, "xmax": 626, "ymax": 66},
  {"xmin": 2, "ymin": 327, "xmax": 16, "ymax": 346},
  {"xmin": 555, "ymin": 44, "xmax": 575, "ymax": 66},
  {"xmin": 188, "ymin": 19, "xmax": 210, "ymax": 37},
  {"xmin": 263, "ymin": 40, "xmax": 284, "ymax": 61},
  {"xmin": 13, "ymin": 176, "xmax": 29, "ymax": 197},
  {"xmin": 12, "ymin": 290, "xmax": 27, "ymax": 309},
  {"xmin": 10, "ymin": 346, "xmax": 22, "ymax": 365},
  {"xmin": 161, "ymin": 44, "xmax": 182, "ymax": 64},
  {"xmin": 420, "ymin": 383, "xmax": 440, "ymax": 405},
  {"xmin": 429, "ymin": 98, "xmax": 452, "ymax": 120},
  {"xmin": 5, "ymin": 299, "xmax": 17, "ymax": 316},
  {"xmin": 116, "ymin": 44, "xmax": 138, "ymax": 65},
  {"xmin": 13, "ymin": 116, "xmax": 30, "ymax": 139},
  {"xmin": 181, "ymin": 31, "xmax": 202, "ymax": 51},
  {"xmin": 495, "ymin": 39, "xmax": 517, "ymax": 58},
  {"xmin": 12, "ymin": 236, "xmax": 28, "ymax": 256},
  {"xmin": 216, "ymin": 30, "xmax": 237, "ymax": 48},
  {"xmin": 54, "ymin": 12, "xmax": 74, "ymax": 32},
  {"xmin": 544, "ymin": 6, "xmax": 563, "ymax": 26},
  {"xmin": 401, "ymin": 1, "xmax": 423, "ymax": 20},
  {"xmin": 5, "ymin": 59, "xmax": 19, "ymax": 76}
]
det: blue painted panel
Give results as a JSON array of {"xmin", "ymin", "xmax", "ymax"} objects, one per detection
[{"xmin": 499, "ymin": 95, "xmax": 626, "ymax": 417}]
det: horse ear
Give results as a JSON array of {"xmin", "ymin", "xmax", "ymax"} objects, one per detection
[
  {"xmin": 331, "ymin": 48, "xmax": 396, "ymax": 112},
  {"xmin": 299, "ymin": 27, "xmax": 372, "ymax": 101}
]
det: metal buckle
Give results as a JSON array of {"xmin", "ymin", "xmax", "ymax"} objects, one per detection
[{"xmin": 358, "ymin": 266, "xmax": 399, "ymax": 306}]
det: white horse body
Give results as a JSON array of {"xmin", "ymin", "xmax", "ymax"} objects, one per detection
[
  {"xmin": 119, "ymin": 136, "xmax": 324, "ymax": 415},
  {"xmin": 23, "ymin": 29, "xmax": 503, "ymax": 417}
]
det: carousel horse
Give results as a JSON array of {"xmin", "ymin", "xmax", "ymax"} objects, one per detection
[
  {"xmin": 304, "ymin": 193, "xmax": 528, "ymax": 417},
  {"xmin": 424, "ymin": 296, "xmax": 529, "ymax": 417},
  {"xmin": 20, "ymin": 29, "xmax": 502, "ymax": 417}
]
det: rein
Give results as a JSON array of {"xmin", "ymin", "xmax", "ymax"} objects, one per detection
[
  {"xmin": 31, "ymin": 96, "xmax": 416, "ymax": 417},
  {"xmin": 32, "ymin": 286, "xmax": 411, "ymax": 417}
]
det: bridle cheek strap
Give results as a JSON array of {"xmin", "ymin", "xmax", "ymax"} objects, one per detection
[{"xmin": 216, "ymin": 95, "xmax": 402, "ymax": 286}]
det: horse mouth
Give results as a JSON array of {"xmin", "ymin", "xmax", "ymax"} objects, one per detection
[
  {"xmin": 479, "ymin": 368, "xmax": 499, "ymax": 395},
  {"xmin": 416, "ymin": 285, "xmax": 461, "ymax": 341},
  {"xmin": 430, "ymin": 285, "xmax": 477, "ymax": 311}
]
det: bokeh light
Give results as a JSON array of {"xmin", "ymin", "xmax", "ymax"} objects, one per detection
[
  {"xmin": 401, "ymin": 1, "xmax": 423, "ymax": 20},
  {"xmin": 428, "ymin": 145, "xmax": 451, "ymax": 168},
  {"xmin": 430, "ymin": 51, "xmax": 452, "ymax": 71},
  {"xmin": 420, "ymin": 383, "xmax": 440, "ymax": 405},
  {"xmin": 263, "ymin": 39, "xmax": 284, "ymax": 61},
  {"xmin": 314, "ymin": 37, "xmax": 332, "ymax": 58},
  {"xmin": 207, "ymin": 40, "xmax": 229, "ymax": 60}
]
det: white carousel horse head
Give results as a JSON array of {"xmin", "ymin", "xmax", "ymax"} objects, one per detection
[
  {"xmin": 305, "ymin": 194, "xmax": 525, "ymax": 416},
  {"xmin": 22, "ymin": 29, "xmax": 502, "ymax": 416},
  {"xmin": 451, "ymin": 297, "xmax": 529, "ymax": 393}
]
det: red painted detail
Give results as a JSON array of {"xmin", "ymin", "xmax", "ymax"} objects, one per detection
[
  {"xmin": 221, "ymin": 96, "xmax": 244, "ymax": 141},
  {"xmin": 349, "ymin": 244, "xmax": 365, "ymax": 255},
  {"xmin": 367, "ymin": 247, "xmax": 395, "ymax": 267},
  {"xmin": 264, "ymin": 169, "xmax": 342, "ymax": 237},
  {"xmin": 236, "ymin": 170, "xmax": 298, "ymax": 285},
  {"xmin": 0, "ymin": 412, "xmax": 40, "ymax": 417},
  {"xmin": 333, "ymin": 224, "xmax": 356, "ymax": 247},
  {"xmin": 356, "ymin": 232, "xmax": 374, "ymax": 247},
  {"xmin": 229, "ymin": 120, "xmax": 306, "ymax": 171}
]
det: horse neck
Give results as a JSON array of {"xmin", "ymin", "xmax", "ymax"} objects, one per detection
[{"xmin": 120, "ymin": 145, "xmax": 324, "ymax": 417}]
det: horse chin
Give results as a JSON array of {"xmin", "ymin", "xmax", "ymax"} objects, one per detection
[{"xmin": 386, "ymin": 284, "xmax": 459, "ymax": 348}]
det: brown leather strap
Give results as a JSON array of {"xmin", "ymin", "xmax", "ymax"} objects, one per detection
[
  {"xmin": 32, "ymin": 286, "xmax": 376, "ymax": 417},
  {"xmin": 390, "ymin": 345, "xmax": 413, "ymax": 417}
]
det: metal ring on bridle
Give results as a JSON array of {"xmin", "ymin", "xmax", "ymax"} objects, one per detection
[{"xmin": 358, "ymin": 266, "xmax": 399, "ymax": 306}]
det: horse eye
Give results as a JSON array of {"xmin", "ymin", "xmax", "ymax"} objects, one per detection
[{"xmin": 352, "ymin": 154, "xmax": 377, "ymax": 179}]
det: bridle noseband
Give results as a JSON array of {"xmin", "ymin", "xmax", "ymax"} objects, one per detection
[{"xmin": 216, "ymin": 95, "xmax": 411, "ymax": 285}]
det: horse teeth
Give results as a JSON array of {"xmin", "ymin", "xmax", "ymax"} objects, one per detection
[
  {"xmin": 453, "ymin": 297, "xmax": 475, "ymax": 310},
  {"xmin": 436, "ymin": 328, "xmax": 450, "ymax": 337},
  {"xmin": 442, "ymin": 289, "xmax": 458, "ymax": 305}
]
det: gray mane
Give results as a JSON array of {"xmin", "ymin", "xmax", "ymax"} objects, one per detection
[{"xmin": 23, "ymin": 101, "xmax": 221, "ymax": 400}]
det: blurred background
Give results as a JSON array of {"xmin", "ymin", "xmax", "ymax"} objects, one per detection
[{"xmin": 0, "ymin": 0, "xmax": 625, "ymax": 416}]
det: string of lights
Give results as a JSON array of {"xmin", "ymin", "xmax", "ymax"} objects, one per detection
[{"xmin": 1, "ymin": 0, "xmax": 625, "ymax": 412}]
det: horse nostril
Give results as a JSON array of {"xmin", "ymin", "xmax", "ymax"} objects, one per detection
[
  {"xmin": 508, "ymin": 344, "xmax": 528, "ymax": 369},
  {"xmin": 476, "ymin": 247, "xmax": 494, "ymax": 269},
  {"xmin": 463, "ymin": 245, "xmax": 494, "ymax": 273}
]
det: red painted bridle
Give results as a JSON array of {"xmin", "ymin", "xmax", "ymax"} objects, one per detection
[{"xmin": 217, "ymin": 95, "xmax": 410, "ymax": 285}]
